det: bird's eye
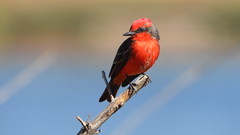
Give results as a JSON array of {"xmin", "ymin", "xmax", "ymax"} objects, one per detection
[{"xmin": 139, "ymin": 27, "xmax": 145, "ymax": 31}]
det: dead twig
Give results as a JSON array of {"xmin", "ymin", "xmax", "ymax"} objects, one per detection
[
  {"xmin": 101, "ymin": 71, "xmax": 114, "ymax": 102},
  {"xmin": 76, "ymin": 73, "xmax": 151, "ymax": 135}
]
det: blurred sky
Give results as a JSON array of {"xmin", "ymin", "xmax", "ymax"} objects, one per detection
[{"xmin": 0, "ymin": 0, "xmax": 240, "ymax": 135}]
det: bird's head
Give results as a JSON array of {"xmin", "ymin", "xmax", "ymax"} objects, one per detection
[{"xmin": 123, "ymin": 18, "xmax": 160, "ymax": 40}]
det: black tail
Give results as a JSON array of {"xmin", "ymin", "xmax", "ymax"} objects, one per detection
[{"xmin": 99, "ymin": 80, "xmax": 120, "ymax": 102}]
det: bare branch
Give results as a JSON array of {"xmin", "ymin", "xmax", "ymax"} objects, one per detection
[{"xmin": 76, "ymin": 74, "xmax": 151, "ymax": 135}]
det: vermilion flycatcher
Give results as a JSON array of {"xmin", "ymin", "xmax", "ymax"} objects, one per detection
[{"xmin": 99, "ymin": 18, "xmax": 160, "ymax": 102}]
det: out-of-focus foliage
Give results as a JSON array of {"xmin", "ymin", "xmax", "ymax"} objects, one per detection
[
  {"xmin": 0, "ymin": 2, "xmax": 239, "ymax": 41},
  {"xmin": 0, "ymin": 1, "xmax": 239, "ymax": 58},
  {"xmin": 206, "ymin": 7, "xmax": 240, "ymax": 39}
]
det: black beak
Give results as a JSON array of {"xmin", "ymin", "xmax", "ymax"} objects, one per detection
[{"xmin": 123, "ymin": 31, "xmax": 135, "ymax": 36}]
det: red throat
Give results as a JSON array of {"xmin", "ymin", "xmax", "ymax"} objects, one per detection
[{"xmin": 132, "ymin": 32, "xmax": 153, "ymax": 41}]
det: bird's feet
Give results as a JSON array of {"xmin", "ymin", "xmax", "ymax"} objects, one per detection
[
  {"xmin": 128, "ymin": 73, "xmax": 152, "ymax": 96},
  {"xmin": 109, "ymin": 95, "xmax": 115, "ymax": 102},
  {"xmin": 129, "ymin": 83, "xmax": 138, "ymax": 96},
  {"xmin": 141, "ymin": 73, "xmax": 152, "ymax": 86}
]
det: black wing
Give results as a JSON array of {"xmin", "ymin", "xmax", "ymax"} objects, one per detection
[{"xmin": 109, "ymin": 37, "xmax": 133, "ymax": 79}]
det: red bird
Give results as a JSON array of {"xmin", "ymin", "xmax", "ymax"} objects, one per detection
[{"xmin": 99, "ymin": 18, "xmax": 160, "ymax": 102}]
